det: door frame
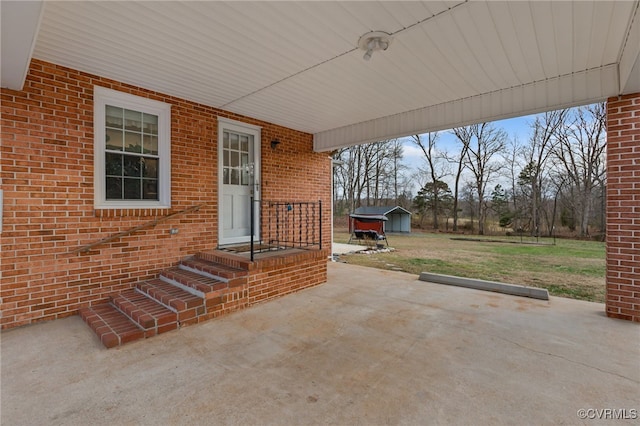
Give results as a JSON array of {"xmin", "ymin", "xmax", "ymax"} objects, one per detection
[{"xmin": 217, "ymin": 116, "xmax": 261, "ymax": 246}]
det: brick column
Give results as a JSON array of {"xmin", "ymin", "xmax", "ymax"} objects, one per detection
[{"xmin": 606, "ymin": 93, "xmax": 640, "ymax": 322}]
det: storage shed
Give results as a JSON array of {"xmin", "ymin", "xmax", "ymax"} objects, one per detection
[{"xmin": 353, "ymin": 206, "xmax": 412, "ymax": 233}]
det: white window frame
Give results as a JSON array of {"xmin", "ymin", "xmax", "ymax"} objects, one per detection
[{"xmin": 93, "ymin": 86, "xmax": 171, "ymax": 209}]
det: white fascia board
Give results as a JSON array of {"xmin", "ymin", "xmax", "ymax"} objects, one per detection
[
  {"xmin": 0, "ymin": 0, "xmax": 44, "ymax": 90},
  {"xmin": 621, "ymin": 55, "xmax": 640, "ymax": 95},
  {"xmin": 619, "ymin": 3, "xmax": 640, "ymax": 95},
  {"xmin": 313, "ymin": 65, "xmax": 619, "ymax": 152}
]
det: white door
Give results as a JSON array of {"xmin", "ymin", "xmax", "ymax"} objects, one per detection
[{"xmin": 218, "ymin": 118, "xmax": 260, "ymax": 246}]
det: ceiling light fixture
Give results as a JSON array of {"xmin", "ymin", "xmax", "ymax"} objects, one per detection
[{"xmin": 358, "ymin": 31, "xmax": 392, "ymax": 61}]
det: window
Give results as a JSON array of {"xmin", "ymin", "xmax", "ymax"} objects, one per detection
[
  {"xmin": 222, "ymin": 130, "xmax": 252, "ymax": 186},
  {"xmin": 94, "ymin": 86, "xmax": 171, "ymax": 208}
]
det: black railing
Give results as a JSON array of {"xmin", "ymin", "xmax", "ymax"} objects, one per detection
[{"xmin": 250, "ymin": 198, "xmax": 322, "ymax": 261}]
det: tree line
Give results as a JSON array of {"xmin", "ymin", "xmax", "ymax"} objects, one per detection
[{"xmin": 333, "ymin": 103, "xmax": 607, "ymax": 238}]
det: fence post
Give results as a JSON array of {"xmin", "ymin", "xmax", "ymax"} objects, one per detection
[
  {"xmin": 319, "ymin": 199, "xmax": 322, "ymax": 250},
  {"xmin": 250, "ymin": 196, "xmax": 254, "ymax": 262}
]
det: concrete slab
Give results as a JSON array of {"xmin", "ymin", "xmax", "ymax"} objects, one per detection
[
  {"xmin": 2, "ymin": 263, "xmax": 639, "ymax": 425},
  {"xmin": 332, "ymin": 242, "xmax": 368, "ymax": 254},
  {"xmin": 419, "ymin": 271, "xmax": 550, "ymax": 300}
]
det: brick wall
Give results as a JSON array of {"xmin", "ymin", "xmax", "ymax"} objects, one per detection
[
  {"xmin": 246, "ymin": 249, "xmax": 329, "ymax": 306},
  {"xmin": 606, "ymin": 93, "xmax": 640, "ymax": 322},
  {"xmin": 193, "ymin": 248, "xmax": 330, "ymax": 324},
  {"xmin": 1, "ymin": 59, "xmax": 331, "ymax": 329}
]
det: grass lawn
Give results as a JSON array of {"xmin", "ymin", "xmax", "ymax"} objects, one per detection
[{"xmin": 334, "ymin": 230, "xmax": 606, "ymax": 303}]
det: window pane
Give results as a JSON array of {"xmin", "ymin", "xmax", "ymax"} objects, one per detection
[
  {"xmin": 142, "ymin": 158, "xmax": 158, "ymax": 178},
  {"xmin": 142, "ymin": 113, "xmax": 158, "ymax": 134},
  {"xmin": 230, "ymin": 151, "xmax": 239, "ymax": 168},
  {"xmin": 230, "ymin": 168, "xmax": 239, "ymax": 185},
  {"xmin": 106, "ymin": 128, "xmax": 123, "ymax": 151},
  {"xmin": 240, "ymin": 135, "xmax": 249, "ymax": 152},
  {"xmin": 241, "ymin": 168, "xmax": 250, "ymax": 186},
  {"xmin": 223, "ymin": 167, "xmax": 229, "ymax": 185},
  {"xmin": 223, "ymin": 132, "xmax": 230, "ymax": 149},
  {"xmin": 123, "ymin": 155, "xmax": 141, "ymax": 177},
  {"xmin": 123, "ymin": 178, "xmax": 141, "ymax": 199},
  {"xmin": 124, "ymin": 109, "xmax": 142, "ymax": 131},
  {"xmin": 143, "ymin": 179, "xmax": 158, "ymax": 200},
  {"xmin": 106, "ymin": 177, "xmax": 123, "ymax": 199},
  {"xmin": 223, "ymin": 149, "xmax": 230, "ymax": 167},
  {"xmin": 230, "ymin": 133, "xmax": 239, "ymax": 150},
  {"xmin": 124, "ymin": 131, "xmax": 142, "ymax": 153},
  {"xmin": 241, "ymin": 153, "xmax": 249, "ymax": 167},
  {"xmin": 105, "ymin": 153, "xmax": 122, "ymax": 176},
  {"xmin": 143, "ymin": 135, "xmax": 158, "ymax": 155},
  {"xmin": 105, "ymin": 105, "xmax": 123, "ymax": 128}
]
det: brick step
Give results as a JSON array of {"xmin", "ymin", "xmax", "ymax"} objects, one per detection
[
  {"xmin": 181, "ymin": 257, "xmax": 249, "ymax": 282},
  {"xmin": 81, "ymin": 256, "xmax": 252, "ymax": 348},
  {"xmin": 194, "ymin": 251, "xmax": 252, "ymax": 273},
  {"xmin": 160, "ymin": 267, "xmax": 232, "ymax": 299},
  {"xmin": 79, "ymin": 304, "xmax": 146, "ymax": 349},
  {"xmin": 136, "ymin": 279, "xmax": 205, "ymax": 326},
  {"xmin": 111, "ymin": 289, "xmax": 178, "ymax": 335}
]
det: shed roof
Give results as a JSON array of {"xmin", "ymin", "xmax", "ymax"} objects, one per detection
[{"xmin": 354, "ymin": 206, "xmax": 412, "ymax": 216}]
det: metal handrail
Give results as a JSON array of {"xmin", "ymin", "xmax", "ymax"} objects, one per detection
[
  {"xmin": 71, "ymin": 204, "xmax": 204, "ymax": 254},
  {"xmin": 250, "ymin": 199, "xmax": 322, "ymax": 261}
]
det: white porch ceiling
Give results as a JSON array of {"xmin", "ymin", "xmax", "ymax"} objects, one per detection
[{"xmin": 2, "ymin": 1, "xmax": 639, "ymax": 152}]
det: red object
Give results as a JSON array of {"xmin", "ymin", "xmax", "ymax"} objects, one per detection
[{"xmin": 348, "ymin": 215, "xmax": 385, "ymax": 234}]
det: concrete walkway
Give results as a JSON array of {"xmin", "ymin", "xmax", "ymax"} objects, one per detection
[
  {"xmin": 332, "ymin": 242, "xmax": 368, "ymax": 255},
  {"xmin": 2, "ymin": 263, "xmax": 639, "ymax": 425}
]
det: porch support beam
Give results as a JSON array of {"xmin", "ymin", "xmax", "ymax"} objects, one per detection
[
  {"xmin": 313, "ymin": 65, "xmax": 619, "ymax": 152},
  {"xmin": 606, "ymin": 92, "xmax": 640, "ymax": 322}
]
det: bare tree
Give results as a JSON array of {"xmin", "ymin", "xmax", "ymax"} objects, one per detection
[
  {"xmin": 410, "ymin": 132, "xmax": 449, "ymax": 229},
  {"xmin": 462, "ymin": 123, "xmax": 508, "ymax": 235},
  {"xmin": 333, "ymin": 145, "xmax": 365, "ymax": 213},
  {"xmin": 460, "ymin": 182, "xmax": 477, "ymax": 232},
  {"xmin": 448, "ymin": 127, "xmax": 472, "ymax": 231},
  {"xmin": 388, "ymin": 139, "xmax": 406, "ymax": 204},
  {"xmin": 518, "ymin": 110, "xmax": 567, "ymax": 236},
  {"xmin": 553, "ymin": 103, "xmax": 606, "ymax": 237},
  {"xmin": 500, "ymin": 138, "xmax": 525, "ymax": 231},
  {"xmin": 332, "ymin": 139, "xmax": 409, "ymax": 213},
  {"xmin": 542, "ymin": 170, "xmax": 566, "ymax": 237}
]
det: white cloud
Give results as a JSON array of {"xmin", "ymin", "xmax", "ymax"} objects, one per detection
[
  {"xmin": 399, "ymin": 143, "xmax": 426, "ymax": 171},
  {"xmin": 402, "ymin": 144, "xmax": 426, "ymax": 159}
]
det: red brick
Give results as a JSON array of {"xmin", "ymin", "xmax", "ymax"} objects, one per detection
[
  {"xmin": 1, "ymin": 59, "xmax": 331, "ymax": 329},
  {"xmin": 606, "ymin": 94, "xmax": 640, "ymax": 322}
]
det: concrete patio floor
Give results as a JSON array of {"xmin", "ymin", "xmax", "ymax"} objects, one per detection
[{"xmin": 2, "ymin": 263, "xmax": 639, "ymax": 425}]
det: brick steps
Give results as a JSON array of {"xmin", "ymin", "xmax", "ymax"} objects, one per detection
[
  {"xmin": 137, "ymin": 278, "xmax": 202, "ymax": 310},
  {"xmin": 80, "ymin": 304, "xmax": 146, "ymax": 349},
  {"xmin": 161, "ymin": 267, "xmax": 229, "ymax": 299},
  {"xmin": 181, "ymin": 256, "xmax": 247, "ymax": 281},
  {"xmin": 112, "ymin": 289, "xmax": 178, "ymax": 333},
  {"xmin": 79, "ymin": 254, "xmax": 249, "ymax": 348}
]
